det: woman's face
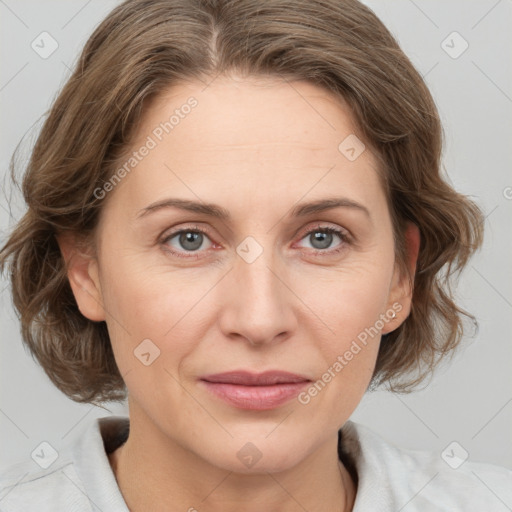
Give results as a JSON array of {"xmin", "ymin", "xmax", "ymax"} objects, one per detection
[{"xmin": 65, "ymin": 75, "xmax": 417, "ymax": 473}]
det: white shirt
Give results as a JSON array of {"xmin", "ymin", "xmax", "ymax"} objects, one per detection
[{"xmin": 1, "ymin": 415, "xmax": 511, "ymax": 511}]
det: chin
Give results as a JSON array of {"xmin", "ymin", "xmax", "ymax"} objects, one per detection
[{"xmin": 195, "ymin": 430, "xmax": 311, "ymax": 474}]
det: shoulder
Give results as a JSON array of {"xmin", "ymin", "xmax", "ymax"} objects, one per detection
[
  {"xmin": 341, "ymin": 420, "xmax": 512, "ymax": 511},
  {"xmin": 0, "ymin": 454, "xmax": 85, "ymax": 511},
  {"xmin": 0, "ymin": 415, "xmax": 129, "ymax": 512}
]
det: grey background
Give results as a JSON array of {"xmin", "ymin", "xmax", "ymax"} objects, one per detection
[{"xmin": 1, "ymin": 0, "xmax": 511, "ymax": 472}]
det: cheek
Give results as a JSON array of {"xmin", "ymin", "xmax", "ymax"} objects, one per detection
[
  {"xmin": 296, "ymin": 259, "xmax": 394, "ymax": 337},
  {"xmin": 99, "ymin": 262, "xmax": 208, "ymax": 414},
  {"xmin": 96, "ymin": 246, "xmax": 206, "ymax": 370},
  {"xmin": 292, "ymin": 272, "xmax": 390, "ymax": 422},
  {"xmin": 99, "ymin": 228, "xmax": 206, "ymax": 327},
  {"xmin": 292, "ymin": 260, "xmax": 393, "ymax": 391}
]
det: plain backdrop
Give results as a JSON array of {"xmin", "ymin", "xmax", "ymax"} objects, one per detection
[{"xmin": 1, "ymin": 0, "xmax": 511, "ymax": 473}]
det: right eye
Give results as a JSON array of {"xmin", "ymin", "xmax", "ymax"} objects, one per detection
[{"xmin": 160, "ymin": 226, "xmax": 215, "ymax": 259}]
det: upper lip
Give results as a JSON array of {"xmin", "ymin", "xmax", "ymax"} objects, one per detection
[{"xmin": 200, "ymin": 370, "xmax": 310, "ymax": 386}]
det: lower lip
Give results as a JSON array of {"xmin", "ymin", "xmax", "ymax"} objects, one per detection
[{"xmin": 200, "ymin": 381, "xmax": 310, "ymax": 410}]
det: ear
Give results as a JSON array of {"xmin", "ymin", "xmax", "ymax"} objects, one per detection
[
  {"xmin": 56, "ymin": 232, "xmax": 106, "ymax": 322},
  {"xmin": 381, "ymin": 222, "xmax": 420, "ymax": 334}
]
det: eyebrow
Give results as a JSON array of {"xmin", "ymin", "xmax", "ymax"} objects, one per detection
[{"xmin": 136, "ymin": 197, "xmax": 371, "ymax": 220}]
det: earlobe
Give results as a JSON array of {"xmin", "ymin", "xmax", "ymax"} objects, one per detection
[
  {"xmin": 56, "ymin": 232, "xmax": 106, "ymax": 322},
  {"xmin": 382, "ymin": 222, "xmax": 421, "ymax": 334}
]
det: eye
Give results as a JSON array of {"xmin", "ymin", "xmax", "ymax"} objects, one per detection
[
  {"xmin": 296, "ymin": 225, "xmax": 349, "ymax": 255},
  {"xmin": 160, "ymin": 224, "xmax": 349, "ymax": 260},
  {"xmin": 161, "ymin": 226, "xmax": 214, "ymax": 259}
]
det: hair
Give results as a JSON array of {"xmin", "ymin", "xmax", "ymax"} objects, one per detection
[{"xmin": 0, "ymin": 0, "xmax": 484, "ymax": 405}]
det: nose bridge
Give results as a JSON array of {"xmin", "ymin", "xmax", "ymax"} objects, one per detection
[
  {"xmin": 219, "ymin": 234, "xmax": 295, "ymax": 344},
  {"xmin": 235, "ymin": 234, "xmax": 285, "ymax": 308}
]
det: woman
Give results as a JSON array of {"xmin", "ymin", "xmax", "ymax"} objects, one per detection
[{"xmin": 0, "ymin": 0, "xmax": 510, "ymax": 510}]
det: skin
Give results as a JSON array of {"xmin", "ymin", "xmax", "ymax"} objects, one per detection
[{"xmin": 57, "ymin": 74, "xmax": 420, "ymax": 512}]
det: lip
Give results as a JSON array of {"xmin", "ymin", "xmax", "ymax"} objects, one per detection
[
  {"xmin": 201, "ymin": 370, "xmax": 310, "ymax": 386},
  {"xmin": 200, "ymin": 370, "xmax": 311, "ymax": 410}
]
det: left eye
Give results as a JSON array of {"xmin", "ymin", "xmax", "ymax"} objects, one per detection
[{"xmin": 297, "ymin": 227, "xmax": 347, "ymax": 252}]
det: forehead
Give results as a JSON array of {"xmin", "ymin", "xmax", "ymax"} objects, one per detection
[
  {"xmin": 140, "ymin": 75, "xmax": 364, "ymax": 158},
  {"xmin": 107, "ymin": 75, "xmax": 385, "ymax": 220}
]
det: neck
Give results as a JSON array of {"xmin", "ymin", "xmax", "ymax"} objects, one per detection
[{"xmin": 108, "ymin": 419, "xmax": 356, "ymax": 512}]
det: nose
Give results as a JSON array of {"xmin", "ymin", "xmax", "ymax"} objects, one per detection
[{"xmin": 217, "ymin": 239, "xmax": 297, "ymax": 347}]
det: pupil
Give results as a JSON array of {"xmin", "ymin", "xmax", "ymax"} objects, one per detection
[
  {"xmin": 312, "ymin": 231, "xmax": 332, "ymax": 249},
  {"xmin": 180, "ymin": 232, "xmax": 202, "ymax": 251}
]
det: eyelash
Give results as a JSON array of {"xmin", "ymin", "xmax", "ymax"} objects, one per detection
[{"xmin": 160, "ymin": 224, "xmax": 349, "ymax": 260}]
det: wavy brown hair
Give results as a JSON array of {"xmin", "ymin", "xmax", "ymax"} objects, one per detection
[{"xmin": 0, "ymin": 0, "xmax": 483, "ymax": 405}]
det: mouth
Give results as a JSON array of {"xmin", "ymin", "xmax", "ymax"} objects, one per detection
[{"xmin": 199, "ymin": 370, "xmax": 311, "ymax": 410}]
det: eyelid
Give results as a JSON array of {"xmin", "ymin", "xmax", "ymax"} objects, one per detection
[
  {"xmin": 161, "ymin": 222, "xmax": 210, "ymax": 237},
  {"xmin": 296, "ymin": 221, "xmax": 350, "ymax": 240}
]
